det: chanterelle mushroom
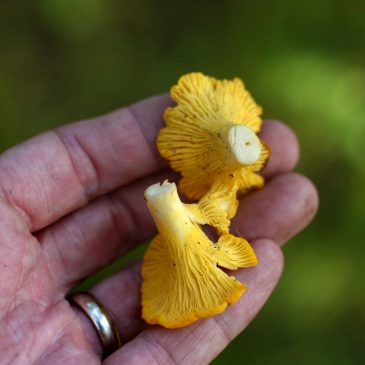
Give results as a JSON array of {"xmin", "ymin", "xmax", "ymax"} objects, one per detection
[
  {"xmin": 141, "ymin": 181, "xmax": 258, "ymax": 328},
  {"xmin": 158, "ymin": 72, "xmax": 270, "ymax": 207}
]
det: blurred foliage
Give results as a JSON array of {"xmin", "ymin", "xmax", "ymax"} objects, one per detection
[{"xmin": 1, "ymin": 0, "xmax": 365, "ymax": 363}]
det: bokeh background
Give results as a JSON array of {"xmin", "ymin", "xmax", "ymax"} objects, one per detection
[{"xmin": 1, "ymin": 0, "xmax": 364, "ymax": 363}]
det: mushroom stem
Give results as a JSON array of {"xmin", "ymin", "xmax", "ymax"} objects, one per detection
[
  {"xmin": 145, "ymin": 181, "xmax": 194, "ymax": 241},
  {"xmin": 220, "ymin": 124, "xmax": 262, "ymax": 167}
]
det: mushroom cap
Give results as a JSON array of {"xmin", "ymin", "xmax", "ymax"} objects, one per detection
[
  {"xmin": 169, "ymin": 72, "xmax": 262, "ymax": 133},
  {"xmin": 141, "ymin": 181, "xmax": 258, "ymax": 328},
  {"xmin": 158, "ymin": 72, "xmax": 270, "ymax": 201}
]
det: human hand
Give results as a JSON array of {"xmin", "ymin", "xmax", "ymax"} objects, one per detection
[{"xmin": 0, "ymin": 95, "xmax": 318, "ymax": 365}]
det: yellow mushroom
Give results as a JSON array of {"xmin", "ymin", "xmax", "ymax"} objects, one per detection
[
  {"xmin": 141, "ymin": 181, "xmax": 257, "ymax": 328},
  {"xmin": 158, "ymin": 72, "xmax": 270, "ymax": 206}
]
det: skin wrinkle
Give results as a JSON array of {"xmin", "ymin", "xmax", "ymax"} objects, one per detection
[
  {"xmin": 0, "ymin": 132, "xmax": 87, "ymax": 232},
  {"xmin": 174, "ymin": 318, "xmax": 226, "ymax": 364},
  {"xmin": 0, "ymin": 267, "xmax": 19, "ymax": 316},
  {"xmin": 258, "ymin": 120, "xmax": 299, "ymax": 179},
  {"xmin": 0, "ymin": 168, "xmax": 34, "ymax": 232},
  {"xmin": 0, "ymin": 231, "xmax": 39, "ymax": 318},
  {"xmin": 25, "ymin": 271, "xmax": 54, "ymax": 311},
  {"xmin": 0, "ymin": 262, "xmax": 18, "ymax": 277},
  {"xmin": 1, "ymin": 253, "xmax": 60, "ymax": 360},
  {"xmin": 140, "ymin": 333, "xmax": 180, "ymax": 365},
  {"xmin": 41, "ymin": 188, "xmax": 138, "ymax": 289},
  {"xmin": 0, "ymin": 186, "xmax": 32, "ymax": 232},
  {"xmin": 90, "ymin": 107, "xmax": 162, "ymax": 185},
  {"xmin": 103, "ymin": 342, "xmax": 144, "ymax": 365},
  {"xmin": 17, "ymin": 251, "xmax": 36, "ymax": 312},
  {"xmin": 37, "ymin": 302, "xmax": 90, "ymax": 363},
  {"xmin": 129, "ymin": 95, "xmax": 174, "ymax": 164},
  {"xmin": 24, "ymin": 301, "xmax": 42, "ymax": 365},
  {"xmin": 211, "ymin": 310, "xmax": 234, "ymax": 344},
  {"xmin": 69, "ymin": 205, "xmax": 116, "ymax": 265},
  {"xmin": 30, "ymin": 303, "xmax": 92, "ymax": 365},
  {"xmin": 237, "ymin": 250, "xmax": 283, "ymax": 325},
  {"xmin": 106, "ymin": 190, "xmax": 140, "ymax": 251},
  {"xmin": 269, "ymin": 175, "xmax": 318, "ymax": 243},
  {"xmin": 63, "ymin": 105, "xmax": 161, "ymax": 197},
  {"xmin": 56, "ymin": 129, "xmax": 101, "ymax": 200},
  {"xmin": 33, "ymin": 169, "xmax": 53, "ymax": 227},
  {"xmin": 39, "ymin": 187, "xmax": 144, "ymax": 290},
  {"xmin": 177, "ymin": 322, "xmax": 217, "ymax": 364},
  {"xmin": 0, "ymin": 191, "xmax": 31, "ymax": 230},
  {"xmin": 126, "ymin": 105, "xmax": 164, "ymax": 169},
  {"xmin": 2, "ymin": 304, "xmax": 24, "ymax": 352},
  {"xmin": 174, "ymin": 320, "xmax": 225, "ymax": 365},
  {"xmin": 232, "ymin": 173, "xmax": 318, "ymax": 245},
  {"xmin": 44, "ymin": 202, "xmax": 113, "ymax": 286},
  {"xmin": 42, "ymin": 226, "xmax": 72, "ymax": 294},
  {"xmin": 1, "ymin": 302, "xmax": 43, "ymax": 364},
  {"xmin": 53, "ymin": 127, "xmax": 99, "ymax": 203},
  {"xmin": 74, "ymin": 111, "xmax": 154, "ymax": 192},
  {"xmin": 35, "ymin": 341, "xmax": 100, "ymax": 365}
]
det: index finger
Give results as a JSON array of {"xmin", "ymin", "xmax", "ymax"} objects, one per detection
[{"xmin": 0, "ymin": 95, "xmax": 172, "ymax": 231}]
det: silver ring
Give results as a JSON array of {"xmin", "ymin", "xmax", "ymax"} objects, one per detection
[{"xmin": 69, "ymin": 292, "xmax": 122, "ymax": 358}]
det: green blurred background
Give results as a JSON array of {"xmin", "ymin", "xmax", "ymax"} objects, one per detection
[{"xmin": 1, "ymin": 0, "xmax": 364, "ymax": 363}]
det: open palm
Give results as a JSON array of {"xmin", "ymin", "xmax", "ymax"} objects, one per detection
[{"xmin": 0, "ymin": 95, "xmax": 318, "ymax": 365}]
